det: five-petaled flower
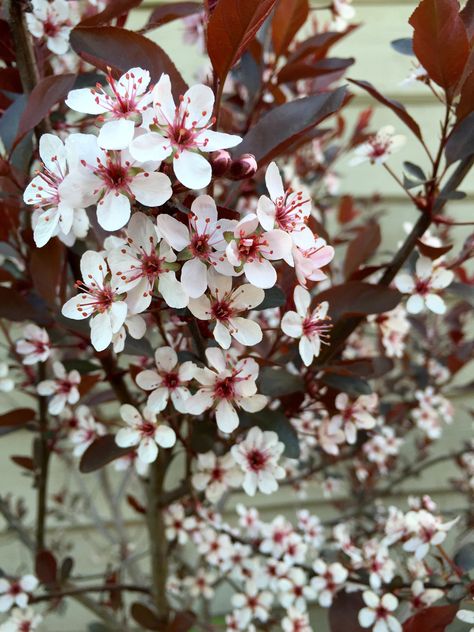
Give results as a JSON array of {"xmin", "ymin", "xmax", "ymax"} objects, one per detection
[
  {"xmin": 350, "ymin": 125, "xmax": 405, "ymax": 166},
  {"xmin": 0, "ymin": 575, "xmax": 38, "ymax": 613},
  {"xmin": 358, "ymin": 591, "xmax": 401, "ymax": 632},
  {"xmin": 191, "ymin": 451, "xmax": 243, "ymax": 503},
  {"xmin": 26, "ymin": 0, "xmax": 73, "ymax": 54},
  {"xmin": 115, "ymin": 404, "xmax": 176, "ymax": 463},
  {"xmin": 394, "ymin": 255, "xmax": 454, "ymax": 314},
  {"xmin": 37, "ymin": 361, "xmax": 81, "ymax": 415},
  {"xmin": 15, "ymin": 324, "xmax": 51, "ymax": 365}
]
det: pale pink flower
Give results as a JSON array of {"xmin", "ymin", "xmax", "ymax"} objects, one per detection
[
  {"xmin": 26, "ymin": 0, "xmax": 73, "ymax": 54},
  {"xmin": 403, "ymin": 510, "xmax": 458, "ymax": 559},
  {"xmin": 363, "ymin": 427, "xmax": 403, "ymax": 473},
  {"xmin": 282, "ymin": 606, "xmax": 312, "ymax": 632},
  {"xmin": 231, "ymin": 581, "xmax": 273, "ymax": 629},
  {"xmin": 130, "ymin": 74, "xmax": 241, "ymax": 189},
  {"xmin": 61, "ymin": 250, "xmax": 128, "ymax": 352},
  {"xmin": 297, "ymin": 510, "xmax": 325, "ymax": 549},
  {"xmin": 409, "ymin": 580, "xmax": 443, "ymax": 610},
  {"xmin": 281, "ymin": 285, "xmax": 331, "ymax": 366},
  {"xmin": 310, "ymin": 560, "xmax": 348, "ymax": 607},
  {"xmin": 69, "ymin": 405, "xmax": 105, "ymax": 457},
  {"xmin": 395, "ymin": 256, "xmax": 454, "ymax": 314},
  {"xmin": 259, "ymin": 515, "xmax": 293, "ymax": 558},
  {"xmin": 165, "ymin": 503, "xmax": 196, "ymax": 544},
  {"xmin": 197, "ymin": 528, "xmax": 233, "ymax": 566},
  {"xmin": 115, "ymin": 405, "xmax": 176, "ymax": 464},
  {"xmin": 329, "ymin": 393, "xmax": 378, "ymax": 445},
  {"xmin": 136, "ymin": 346, "xmax": 196, "ymax": 413},
  {"xmin": 236, "ymin": 504, "xmax": 261, "ymax": 539},
  {"xmin": 186, "ymin": 348, "xmax": 267, "ymax": 433},
  {"xmin": 66, "ymin": 68, "xmax": 153, "ymax": 150},
  {"xmin": 358, "ymin": 591, "xmax": 401, "ymax": 632},
  {"xmin": 292, "ymin": 237, "xmax": 335, "ymax": 287},
  {"xmin": 231, "ymin": 426, "xmax": 285, "ymax": 496},
  {"xmin": 350, "ymin": 125, "xmax": 405, "ymax": 166},
  {"xmin": 156, "ymin": 194, "xmax": 236, "ymax": 298},
  {"xmin": 182, "ymin": 11, "xmax": 206, "ymax": 48},
  {"xmin": 0, "ymin": 576, "xmax": 38, "ymax": 612},
  {"xmin": 278, "ymin": 567, "xmax": 313, "ymax": 611},
  {"xmin": 15, "ymin": 324, "xmax": 51, "ymax": 365},
  {"xmin": 192, "ymin": 451, "xmax": 243, "ymax": 503},
  {"xmin": 183, "ymin": 568, "xmax": 216, "ymax": 600},
  {"xmin": 0, "ymin": 607, "xmax": 42, "ymax": 632},
  {"xmin": 37, "ymin": 361, "xmax": 80, "ymax": 415},
  {"xmin": 108, "ymin": 212, "xmax": 188, "ymax": 312},
  {"xmin": 188, "ymin": 270, "xmax": 264, "ymax": 349},
  {"xmin": 226, "ymin": 213, "xmax": 293, "ymax": 289}
]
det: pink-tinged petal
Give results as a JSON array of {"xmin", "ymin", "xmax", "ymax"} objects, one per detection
[
  {"xmin": 186, "ymin": 389, "xmax": 214, "ymax": 414},
  {"xmin": 90, "ymin": 312, "xmax": 113, "ymax": 351},
  {"xmin": 109, "ymin": 301, "xmax": 127, "ymax": 334},
  {"xmin": 155, "ymin": 424, "xmax": 176, "ymax": 448},
  {"xmin": 264, "ymin": 229, "xmax": 293, "ymax": 263},
  {"xmin": 97, "ymin": 191, "xmax": 131, "ymax": 231},
  {"xmin": 57, "ymin": 202, "xmax": 74, "ymax": 235},
  {"xmin": 158, "ymin": 273, "xmax": 189, "ymax": 308},
  {"xmin": 178, "ymin": 361, "xmax": 196, "ymax": 382},
  {"xmin": 431, "ymin": 268, "xmax": 454, "ymax": 289},
  {"xmin": 47, "ymin": 34, "xmax": 70, "ymax": 55},
  {"xmin": 406, "ymin": 294, "xmax": 425, "ymax": 314},
  {"xmin": 173, "ymin": 150, "xmax": 211, "ymax": 189},
  {"xmin": 256, "ymin": 195, "xmax": 276, "ymax": 231},
  {"xmin": 265, "ymin": 162, "xmax": 284, "ymax": 200},
  {"xmin": 152, "ymin": 73, "xmax": 176, "ymax": 125},
  {"xmin": 281, "ymin": 311, "xmax": 303, "ymax": 338},
  {"xmin": 117, "ymin": 67, "xmax": 151, "ymax": 97},
  {"xmin": 66, "ymin": 88, "xmax": 107, "ymax": 115},
  {"xmin": 129, "ymin": 132, "xmax": 171, "ymax": 163},
  {"xmin": 37, "ymin": 380, "xmax": 56, "ymax": 396},
  {"xmin": 98, "ymin": 119, "xmax": 135, "ymax": 150},
  {"xmin": 191, "ymin": 194, "xmax": 218, "ymax": 226},
  {"xmin": 231, "ymin": 284, "xmax": 264, "ymax": 310},
  {"xmin": 213, "ymin": 321, "xmax": 232, "ymax": 348},
  {"xmin": 231, "ymin": 317, "xmax": 262, "ymax": 346},
  {"xmin": 156, "ymin": 214, "xmax": 190, "ymax": 251},
  {"xmin": 33, "ymin": 208, "xmax": 61, "ymax": 248},
  {"xmin": 155, "ymin": 346, "xmax": 177, "ymax": 372},
  {"xmin": 181, "ymin": 258, "xmax": 208, "ymax": 298},
  {"xmin": 205, "ymin": 347, "xmax": 226, "ymax": 372},
  {"xmin": 197, "ymin": 129, "xmax": 242, "ymax": 152},
  {"xmin": 258, "ymin": 470, "xmax": 279, "ymax": 494},
  {"xmin": 124, "ymin": 279, "xmax": 152, "ymax": 313},
  {"xmin": 215, "ymin": 399, "xmax": 239, "ymax": 433},
  {"xmin": 138, "ymin": 437, "xmax": 158, "ymax": 463},
  {"xmin": 226, "ymin": 240, "xmax": 241, "ymax": 267},
  {"xmin": 299, "ymin": 336, "xmax": 314, "ymax": 367},
  {"xmin": 242, "ymin": 472, "xmax": 258, "ymax": 496},
  {"xmin": 65, "ymin": 132, "xmax": 103, "ymax": 171},
  {"xmin": 244, "ymin": 259, "xmax": 276, "ymax": 289},
  {"xmin": 188, "ymin": 294, "xmax": 212, "ymax": 320},
  {"xmin": 120, "ymin": 404, "xmax": 142, "ymax": 425},
  {"xmin": 394, "ymin": 273, "xmax": 415, "ymax": 294},
  {"xmin": 208, "ymin": 268, "xmax": 232, "ymax": 295},
  {"xmin": 183, "ymin": 83, "xmax": 214, "ymax": 127},
  {"xmin": 115, "ymin": 427, "xmax": 141, "ymax": 447},
  {"xmin": 294, "ymin": 285, "xmax": 311, "ymax": 316},
  {"xmin": 425, "ymin": 293, "xmax": 446, "ymax": 314},
  {"xmin": 39, "ymin": 133, "xmax": 67, "ymax": 175},
  {"xmin": 130, "ymin": 171, "xmax": 172, "ymax": 207},
  {"xmin": 127, "ymin": 314, "xmax": 146, "ymax": 339},
  {"xmin": 235, "ymin": 212, "xmax": 259, "ymax": 236},
  {"xmin": 136, "ymin": 369, "xmax": 161, "ymax": 391}
]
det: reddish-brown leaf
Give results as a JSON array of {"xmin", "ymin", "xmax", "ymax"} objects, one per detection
[
  {"xmin": 278, "ymin": 57, "xmax": 354, "ymax": 83},
  {"xmin": 79, "ymin": 435, "xmax": 132, "ymax": 473},
  {"xmin": 235, "ymin": 86, "xmax": 346, "ymax": 164},
  {"xmin": 314, "ymin": 282, "xmax": 402, "ymax": 321},
  {"xmin": 409, "ymin": 0, "xmax": 469, "ymax": 92},
  {"xmin": 416, "ymin": 239, "xmax": 453, "ymax": 259},
  {"xmin": 403, "ymin": 604, "xmax": 459, "ymax": 632},
  {"xmin": 126, "ymin": 494, "xmax": 146, "ymax": 514},
  {"xmin": 338, "ymin": 195, "xmax": 359, "ymax": 224},
  {"xmin": 0, "ymin": 287, "xmax": 51, "ymax": 325},
  {"xmin": 130, "ymin": 602, "xmax": 161, "ymax": 630},
  {"xmin": 207, "ymin": 0, "xmax": 278, "ymax": 83},
  {"xmin": 166, "ymin": 611, "xmax": 197, "ymax": 632},
  {"xmin": 0, "ymin": 408, "xmax": 36, "ymax": 428},
  {"xmin": 329, "ymin": 591, "xmax": 366, "ymax": 632},
  {"xmin": 461, "ymin": 0, "xmax": 474, "ymax": 39},
  {"xmin": 348, "ymin": 79, "xmax": 423, "ymax": 140},
  {"xmin": 11, "ymin": 456, "xmax": 35, "ymax": 471},
  {"xmin": 143, "ymin": 2, "xmax": 202, "ymax": 32},
  {"xmin": 0, "ymin": 68, "xmax": 22, "ymax": 93},
  {"xmin": 35, "ymin": 550, "xmax": 58, "ymax": 586},
  {"xmin": 69, "ymin": 27, "xmax": 187, "ymax": 99},
  {"xmin": 29, "ymin": 239, "xmax": 65, "ymax": 309},
  {"xmin": 287, "ymin": 26, "xmax": 359, "ymax": 65},
  {"xmin": 457, "ymin": 70, "xmax": 474, "ymax": 120},
  {"xmin": 78, "ymin": 373, "xmax": 102, "ymax": 398},
  {"xmin": 272, "ymin": 0, "xmax": 309, "ymax": 58},
  {"xmin": 79, "ymin": 0, "xmax": 143, "ymax": 26},
  {"xmin": 13, "ymin": 74, "xmax": 76, "ymax": 147},
  {"xmin": 344, "ymin": 221, "xmax": 381, "ymax": 279}
]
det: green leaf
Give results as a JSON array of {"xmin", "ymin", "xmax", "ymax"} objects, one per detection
[
  {"xmin": 454, "ymin": 542, "xmax": 474, "ymax": 571},
  {"xmin": 403, "ymin": 161, "xmax": 427, "ymax": 181}
]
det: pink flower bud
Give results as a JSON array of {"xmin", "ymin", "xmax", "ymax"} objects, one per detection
[
  {"xmin": 210, "ymin": 150, "xmax": 231, "ymax": 177},
  {"xmin": 228, "ymin": 154, "xmax": 258, "ymax": 180}
]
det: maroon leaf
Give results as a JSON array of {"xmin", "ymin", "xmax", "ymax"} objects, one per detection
[
  {"xmin": 29, "ymin": 239, "xmax": 65, "ymax": 309},
  {"xmin": 79, "ymin": 0, "xmax": 144, "ymax": 27},
  {"xmin": 13, "ymin": 74, "xmax": 76, "ymax": 147},
  {"xmin": 328, "ymin": 591, "xmax": 365, "ymax": 632},
  {"xmin": 278, "ymin": 57, "xmax": 354, "ymax": 83},
  {"xmin": 130, "ymin": 602, "xmax": 161, "ymax": 630},
  {"xmin": 126, "ymin": 494, "xmax": 146, "ymax": 514},
  {"xmin": 69, "ymin": 27, "xmax": 187, "ymax": 99},
  {"xmin": 409, "ymin": 0, "xmax": 469, "ymax": 92},
  {"xmin": 314, "ymin": 282, "xmax": 402, "ymax": 321},
  {"xmin": 0, "ymin": 68, "xmax": 22, "ymax": 93},
  {"xmin": 0, "ymin": 408, "xmax": 36, "ymax": 428},
  {"xmin": 207, "ymin": 0, "xmax": 278, "ymax": 83},
  {"xmin": 272, "ymin": 0, "xmax": 309, "ymax": 58},
  {"xmin": 287, "ymin": 26, "xmax": 359, "ymax": 65},
  {"xmin": 331, "ymin": 357, "xmax": 394, "ymax": 378},
  {"xmin": 11, "ymin": 456, "xmax": 34, "ymax": 471},
  {"xmin": 344, "ymin": 221, "xmax": 381, "ymax": 279},
  {"xmin": 167, "ymin": 611, "xmax": 197, "ymax": 632},
  {"xmin": 461, "ymin": 0, "xmax": 474, "ymax": 39},
  {"xmin": 35, "ymin": 550, "xmax": 58, "ymax": 586},
  {"xmin": 403, "ymin": 604, "xmax": 459, "ymax": 632},
  {"xmin": 235, "ymin": 86, "xmax": 346, "ymax": 164},
  {"xmin": 79, "ymin": 435, "xmax": 132, "ymax": 473},
  {"xmin": 445, "ymin": 111, "xmax": 474, "ymax": 164},
  {"xmin": 0, "ymin": 287, "xmax": 51, "ymax": 325},
  {"xmin": 457, "ymin": 70, "xmax": 474, "ymax": 120},
  {"xmin": 416, "ymin": 239, "xmax": 453, "ymax": 259},
  {"xmin": 348, "ymin": 79, "xmax": 423, "ymax": 140},
  {"xmin": 143, "ymin": 2, "xmax": 202, "ymax": 32}
]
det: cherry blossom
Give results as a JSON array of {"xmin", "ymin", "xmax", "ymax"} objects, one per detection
[
  {"xmin": 0, "ymin": 575, "xmax": 38, "ymax": 612},
  {"xmin": 186, "ymin": 348, "xmax": 267, "ymax": 433},
  {"xmin": 257, "ymin": 162, "xmax": 313, "ymax": 247},
  {"xmin": 136, "ymin": 346, "xmax": 196, "ymax": 413},
  {"xmin": 37, "ymin": 361, "xmax": 81, "ymax": 415},
  {"xmin": 329, "ymin": 393, "xmax": 378, "ymax": 444},
  {"xmin": 403, "ymin": 510, "xmax": 458, "ymax": 559},
  {"xmin": 66, "ymin": 68, "xmax": 153, "ymax": 150},
  {"xmin": 15, "ymin": 324, "xmax": 51, "ymax": 365},
  {"xmin": 394, "ymin": 256, "xmax": 454, "ymax": 314},
  {"xmin": 188, "ymin": 270, "xmax": 265, "ymax": 349},
  {"xmin": 409, "ymin": 580, "xmax": 443, "ymax": 610},
  {"xmin": 281, "ymin": 285, "xmax": 332, "ymax": 366},
  {"xmin": 69, "ymin": 405, "xmax": 106, "ymax": 457},
  {"xmin": 363, "ymin": 427, "xmax": 403, "ymax": 473},
  {"xmin": 115, "ymin": 405, "xmax": 176, "ymax": 464},
  {"xmin": 226, "ymin": 213, "xmax": 293, "ymax": 288},
  {"xmin": 310, "ymin": 560, "xmax": 348, "ymax": 607},
  {"xmin": 183, "ymin": 568, "xmax": 216, "ymax": 600},
  {"xmin": 350, "ymin": 126, "xmax": 406, "ymax": 166},
  {"xmin": 64, "ymin": 133, "xmax": 172, "ymax": 231},
  {"xmin": 25, "ymin": 0, "xmax": 73, "ymax": 55},
  {"xmin": 0, "ymin": 607, "xmax": 42, "ymax": 632},
  {"xmin": 292, "ymin": 237, "xmax": 335, "ymax": 287},
  {"xmin": 278, "ymin": 568, "xmax": 314, "ymax": 611},
  {"xmin": 108, "ymin": 212, "xmax": 188, "ymax": 312},
  {"xmin": 191, "ymin": 451, "xmax": 243, "ymax": 503},
  {"xmin": 231, "ymin": 426, "xmax": 286, "ymax": 496},
  {"xmin": 61, "ymin": 250, "xmax": 128, "ymax": 352},
  {"xmin": 259, "ymin": 515, "xmax": 293, "ymax": 558},
  {"xmin": 358, "ymin": 591, "xmax": 401, "ymax": 632},
  {"xmin": 165, "ymin": 503, "xmax": 196, "ymax": 545},
  {"xmin": 231, "ymin": 581, "xmax": 273, "ymax": 629},
  {"xmin": 0, "ymin": 364, "xmax": 14, "ymax": 393},
  {"xmin": 130, "ymin": 74, "xmax": 242, "ymax": 189},
  {"xmin": 282, "ymin": 606, "xmax": 312, "ymax": 632},
  {"xmin": 111, "ymin": 314, "xmax": 147, "ymax": 353},
  {"xmin": 156, "ymin": 194, "xmax": 237, "ymax": 298},
  {"xmin": 23, "ymin": 134, "xmax": 86, "ymax": 248}
]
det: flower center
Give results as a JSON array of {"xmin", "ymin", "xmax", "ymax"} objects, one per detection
[
  {"xmin": 140, "ymin": 253, "xmax": 164, "ymax": 280},
  {"xmin": 57, "ymin": 379, "xmax": 74, "ymax": 395},
  {"xmin": 139, "ymin": 422, "xmax": 156, "ymax": 437},
  {"xmin": 211, "ymin": 300, "xmax": 232, "ymax": 322},
  {"xmin": 214, "ymin": 376, "xmax": 235, "ymax": 400},
  {"xmin": 237, "ymin": 234, "xmax": 267, "ymax": 262},
  {"xmin": 246, "ymin": 448, "xmax": 268, "ymax": 471},
  {"xmin": 162, "ymin": 372, "xmax": 179, "ymax": 390},
  {"xmin": 190, "ymin": 233, "xmax": 210, "ymax": 257}
]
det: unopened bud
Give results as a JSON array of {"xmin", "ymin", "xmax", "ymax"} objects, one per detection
[
  {"xmin": 228, "ymin": 154, "xmax": 257, "ymax": 180},
  {"xmin": 210, "ymin": 150, "xmax": 231, "ymax": 177}
]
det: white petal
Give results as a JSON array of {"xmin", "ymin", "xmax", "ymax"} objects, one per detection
[
  {"xmin": 294, "ymin": 285, "xmax": 311, "ymax": 315},
  {"xmin": 155, "ymin": 346, "xmax": 177, "ymax": 372},
  {"xmin": 281, "ymin": 311, "xmax": 303, "ymax": 338},
  {"xmin": 181, "ymin": 258, "xmax": 208, "ymax": 298},
  {"xmin": 138, "ymin": 437, "xmax": 158, "ymax": 463},
  {"xmin": 215, "ymin": 399, "xmax": 239, "ymax": 433},
  {"xmin": 425, "ymin": 293, "xmax": 446, "ymax": 314},
  {"xmin": 130, "ymin": 132, "xmax": 171, "ymax": 162},
  {"xmin": 406, "ymin": 294, "xmax": 425, "ymax": 314},
  {"xmin": 244, "ymin": 259, "xmax": 276, "ymax": 289},
  {"xmin": 155, "ymin": 424, "xmax": 176, "ymax": 448},
  {"xmin": 39, "ymin": 133, "xmax": 67, "ymax": 174},
  {"xmin": 173, "ymin": 150, "xmax": 211, "ymax": 190},
  {"xmin": 148, "ymin": 387, "xmax": 169, "ymax": 412},
  {"xmin": 156, "ymin": 214, "xmax": 190, "ymax": 251},
  {"xmin": 256, "ymin": 195, "xmax": 276, "ymax": 231},
  {"xmin": 197, "ymin": 129, "xmax": 242, "ymax": 152},
  {"xmin": 116, "ymin": 427, "xmax": 140, "ymax": 447},
  {"xmin": 90, "ymin": 312, "xmax": 113, "ymax": 351},
  {"xmin": 152, "ymin": 74, "xmax": 176, "ymax": 126},
  {"xmin": 98, "ymin": 119, "xmax": 135, "ymax": 150},
  {"xmin": 231, "ymin": 317, "xmax": 262, "ymax": 346},
  {"xmin": 265, "ymin": 162, "xmax": 285, "ymax": 200},
  {"xmin": 186, "ymin": 390, "xmax": 214, "ymax": 414},
  {"xmin": 299, "ymin": 336, "xmax": 314, "ymax": 366},
  {"xmin": 97, "ymin": 192, "xmax": 131, "ymax": 231},
  {"xmin": 158, "ymin": 273, "xmax": 189, "ymax": 308},
  {"xmin": 130, "ymin": 172, "xmax": 172, "ymax": 206}
]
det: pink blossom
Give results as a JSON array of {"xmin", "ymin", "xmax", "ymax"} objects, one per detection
[
  {"xmin": 115, "ymin": 405, "xmax": 176, "ymax": 464},
  {"xmin": 0, "ymin": 575, "xmax": 38, "ymax": 612},
  {"xmin": 37, "ymin": 361, "xmax": 81, "ymax": 415},
  {"xmin": 15, "ymin": 324, "xmax": 51, "ymax": 365}
]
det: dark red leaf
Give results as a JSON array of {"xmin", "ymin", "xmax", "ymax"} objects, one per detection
[
  {"xmin": 0, "ymin": 68, "xmax": 22, "ymax": 93},
  {"xmin": 272, "ymin": 0, "xmax": 309, "ymax": 58},
  {"xmin": 207, "ymin": 0, "xmax": 278, "ymax": 83},
  {"xmin": 445, "ymin": 111, "xmax": 474, "ymax": 164},
  {"xmin": 416, "ymin": 239, "xmax": 453, "ymax": 259},
  {"xmin": 35, "ymin": 550, "xmax": 58, "ymax": 585},
  {"xmin": 338, "ymin": 195, "xmax": 359, "ymax": 224},
  {"xmin": 79, "ymin": 435, "xmax": 132, "ymax": 473},
  {"xmin": 130, "ymin": 602, "xmax": 161, "ymax": 630},
  {"xmin": 344, "ymin": 221, "xmax": 381, "ymax": 279},
  {"xmin": 403, "ymin": 604, "xmax": 459, "ymax": 632},
  {"xmin": 69, "ymin": 27, "xmax": 187, "ymax": 99},
  {"xmin": 11, "ymin": 456, "xmax": 34, "ymax": 471},
  {"xmin": 78, "ymin": 373, "xmax": 102, "ymax": 398},
  {"xmin": 328, "ymin": 591, "xmax": 365, "ymax": 632},
  {"xmin": 29, "ymin": 239, "xmax": 65, "ymax": 309},
  {"xmin": 461, "ymin": 0, "xmax": 474, "ymax": 39},
  {"xmin": 331, "ymin": 357, "xmax": 394, "ymax": 378},
  {"xmin": 0, "ymin": 408, "xmax": 36, "ymax": 428},
  {"xmin": 0, "ymin": 20, "xmax": 16, "ymax": 65},
  {"xmin": 13, "ymin": 74, "xmax": 76, "ymax": 147},
  {"xmin": 143, "ymin": 2, "xmax": 202, "ymax": 32},
  {"xmin": 314, "ymin": 282, "xmax": 402, "ymax": 321},
  {"xmin": 126, "ymin": 494, "xmax": 146, "ymax": 514},
  {"xmin": 0, "ymin": 287, "xmax": 51, "ymax": 325},
  {"xmin": 166, "ymin": 611, "xmax": 197, "ymax": 632},
  {"xmin": 287, "ymin": 26, "xmax": 359, "ymax": 65},
  {"xmin": 278, "ymin": 57, "xmax": 354, "ymax": 83},
  {"xmin": 409, "ymin": 0, "xmax": 469, "ymax": 92},
  {"xmin": 348, "ymin": 79, "xmax": 423, "ymax": 140},
  {"xmin": 79, "ymin": 0, "xmax": 143, "ymax": 26},
  {"xmin": 457, "ymin": 70, "xmax": 474, "ymax": 120},
  {"xmin": 235, "ymin": 86, "xmax": 346, "ymax": 164}
]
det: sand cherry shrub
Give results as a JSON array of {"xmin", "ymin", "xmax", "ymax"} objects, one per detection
[{"xmin": 0, "ymin": 0, "xmax": 473, "ymax": 630}]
